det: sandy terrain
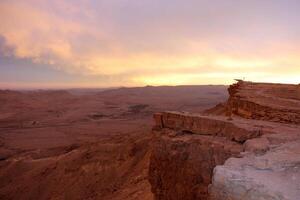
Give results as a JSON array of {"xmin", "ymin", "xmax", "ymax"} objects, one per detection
[{"xmin": 0, "ymin": 85, "xmax": 227, "ymax": 200}]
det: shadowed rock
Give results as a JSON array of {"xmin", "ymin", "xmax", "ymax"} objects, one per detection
[{"xmin": 149, "ymin": 81, "xmax": 300, "ymax": 200}]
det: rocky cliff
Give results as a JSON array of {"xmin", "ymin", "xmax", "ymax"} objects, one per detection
[
  {"xmin": 149, "ymin": 113, "xmax": 248, "ymax": 199},
  {"xmin": 148, "ymin": 81, "xmax": 300, "ymax": 200},
  {"xmin": 226, "ymin": 80, "xmax": 300, "ymax": 124}
]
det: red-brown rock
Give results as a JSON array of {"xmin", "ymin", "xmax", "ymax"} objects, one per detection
[
  {"xmin": 226, "ymin": 80, "xmax": 300, "ymax": 124},
  {"xmin": 149, "ymin": 129, "xmax": 242, "ymax": 200}
]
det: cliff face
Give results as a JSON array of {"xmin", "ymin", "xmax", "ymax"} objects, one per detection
[
  {"xmin": 226, "ymin": 81, "xmax": 300, "ymax": 124},
  {"xmin": 149, "ymin": 124, "xmax": 243, "ymax": 200},
  {"xmin": 148, "ymin": 81, "xmax": 300, "ymax": 200},
  {"xmin": 153, "ymin": 112, "xmax": 262, "ymax": 142}
]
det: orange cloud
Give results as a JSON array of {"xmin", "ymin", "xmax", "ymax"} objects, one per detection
[{"xmin": 0, "ymin": 0, "xmax": 299, "ymax": 86}]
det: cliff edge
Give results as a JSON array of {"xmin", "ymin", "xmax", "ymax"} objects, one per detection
[
  {"xmin": 226, "ymin": 80, "xmax": 300, "ymax": 124},
  {"xmin": 148, "ymin": 81, "xmax": 300, "ymax": 200}
]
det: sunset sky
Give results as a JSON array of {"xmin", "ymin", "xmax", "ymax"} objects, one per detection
[{"xmin": 0, "ymin": 0, "xmax": 299, "ymax": 89}]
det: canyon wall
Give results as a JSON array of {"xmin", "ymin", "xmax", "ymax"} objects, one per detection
[
  {"xmin": 148, "ymin": 81, "xmax": 300, "ymax": 200},
  {"xmin": 226, "ymin": 80, "xmax": 300, "ymax": 124},
  {"xmin": 149, "ymin": 129, "xmax": 242, "ymax": 200}
]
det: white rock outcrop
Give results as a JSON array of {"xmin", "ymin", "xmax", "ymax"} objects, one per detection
[{"xmin": 209, "ymin": 140, "xmax": 300, "ymax": 200}]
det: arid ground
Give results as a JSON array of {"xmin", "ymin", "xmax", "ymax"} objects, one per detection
[{"xmin": 0, "ymin": 85, "xmax": 227, "ymax": 200}]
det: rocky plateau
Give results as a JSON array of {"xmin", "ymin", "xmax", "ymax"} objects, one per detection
[{"xmin": 149, "ymin": 80, "xmax": 300, "ymax": 200}]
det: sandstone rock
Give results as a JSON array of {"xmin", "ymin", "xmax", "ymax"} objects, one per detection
[
  {"xmin": 155, "ymin": 111, "xmax": 262, "ymax": 142},
  {"xmin": 243, "ymin": 137, "xmax": 270, "ymax": 154},
  {"xmin": 149, "ymin": 130, "xmax": 243, "ymax": 200},
  {"xmin": 149, "ymin": 81, "xmax": 300, "ymax": 200},
  {"xmin": 153, "ymin": 113, "xmax": 164, "ymax": 129},
  {"xmin": 226, "ymin": 80, "xmax": 300, "ymax": 124}
]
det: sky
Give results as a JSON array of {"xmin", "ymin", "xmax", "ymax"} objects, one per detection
[{"xmin": 0, "ymin": 0, "xmax": 299, "ymax": 89}]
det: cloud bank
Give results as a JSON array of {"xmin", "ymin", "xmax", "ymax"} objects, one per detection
[{"xmin": 0, "ymin": 0, "xmax": 299, "ymax": 87}]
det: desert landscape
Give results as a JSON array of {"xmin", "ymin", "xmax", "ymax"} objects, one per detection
[
  {"xmin": 0, "ymin": 85, "xmax": 228, "ymax": 199},
  {"xmin": 1, "ymin": 81, "xmax": 300, "ymax": 200},
  {"xmin": 1, "ymin": 1, "xmax": 299, "ymax": 199}
]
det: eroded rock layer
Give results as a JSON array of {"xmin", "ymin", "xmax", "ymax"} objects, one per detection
[
  {"xmin": 154, "ymin": 112, "xmax": 262, "ymax": 142},
  {"xmin": 149, "ymin": 129, "xmax": 243, "ymax": 200},
  {"xmin": 227, "ymin": 80, "xmax": 300, "ymax": 124},
  {"xmin": 149, "ymin": 81, "xmax": 300, "ymax": 200}
]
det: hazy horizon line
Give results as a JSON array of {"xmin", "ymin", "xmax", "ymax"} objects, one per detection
[
  {"xmin": 0, "ymin": 84, "xmax": 229, "ymax": 91},
  {"xmin": 1, "ymin": 80, "xmax": 299, "ymax": 91}
]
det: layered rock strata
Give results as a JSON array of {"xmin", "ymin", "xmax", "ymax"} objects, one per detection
[
  {"xmin": 149, "ymin": 129, "xmax": 242, "ymax": 200},
  {"xmin": 149, "ymin": 81, "xmax": 300, "ymax": 200},
  {"xmin": 153, "ymin": 112, "xmax": 262, "ymax": 143},
  {"xmin": 226, "ymin": 80, "xmax": 300, "ymax": 124},
  {"xmin": 150, "ymin": 112, "xmax": 267, "ymax": 199}
]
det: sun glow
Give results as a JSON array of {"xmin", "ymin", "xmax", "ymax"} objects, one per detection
[{"xmin": 0, "ymin": 0, "xmax": 299, "ymax": 88}]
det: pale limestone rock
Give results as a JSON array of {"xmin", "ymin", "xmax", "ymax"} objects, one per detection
[{"xmin": 209, "ymin": 141, "xmax": 300, "ymax": 200}]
